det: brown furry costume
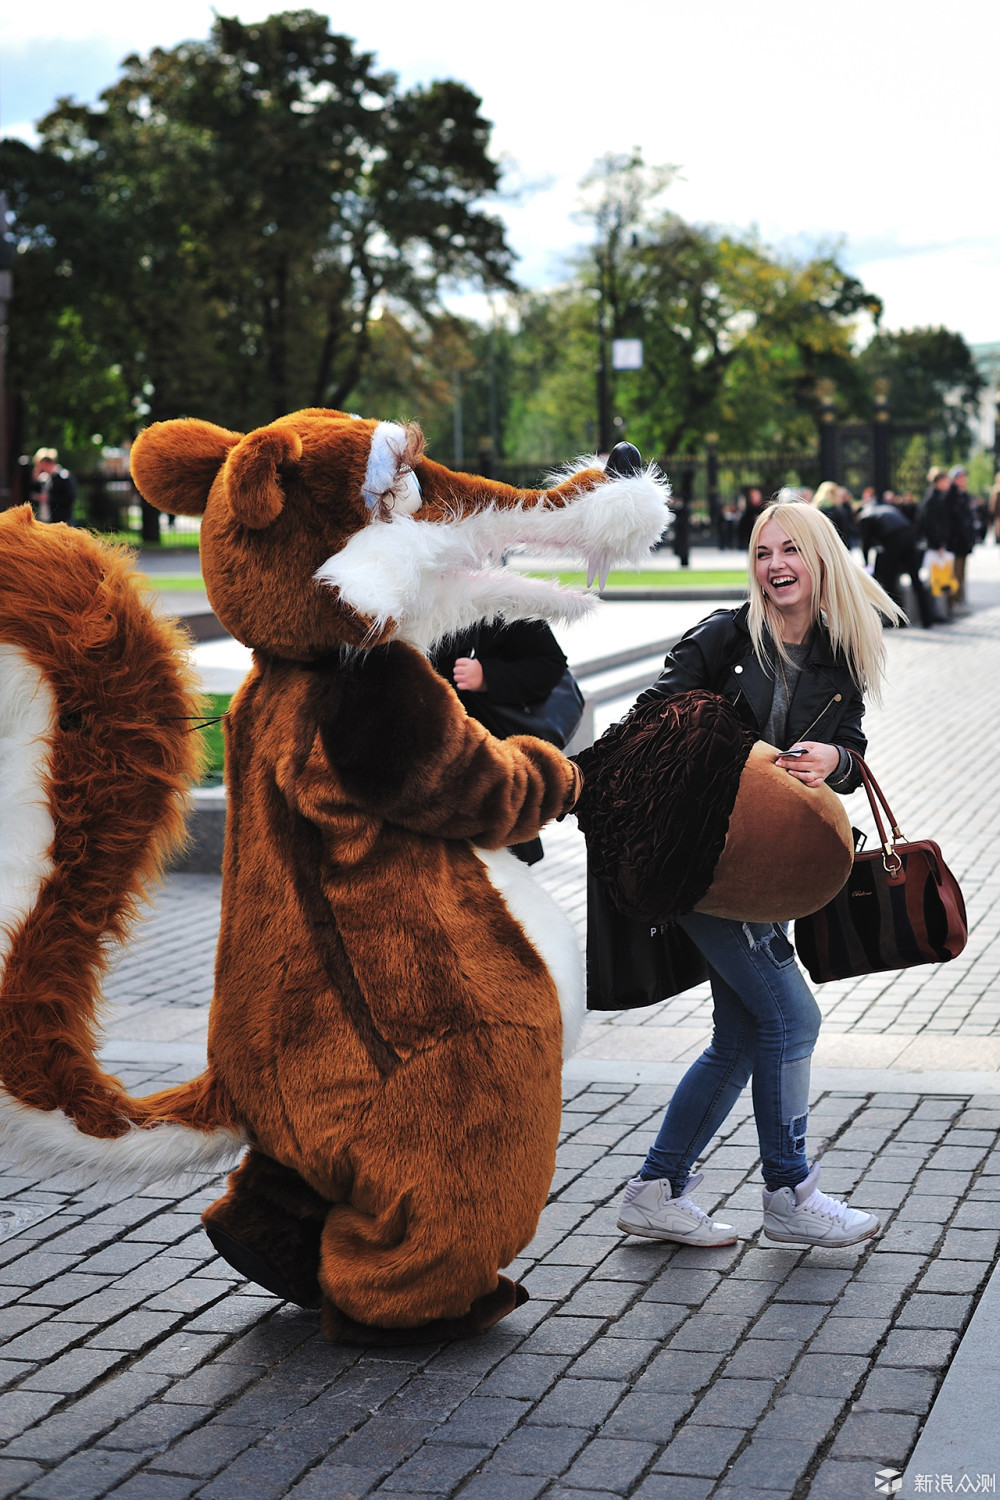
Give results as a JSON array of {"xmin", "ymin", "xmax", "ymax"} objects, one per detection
[{"xmin": 0, "ymin": 413, "xmax": 671, "ymax": 1341}]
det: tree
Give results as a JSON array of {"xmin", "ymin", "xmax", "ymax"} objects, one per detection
[
  {"xmin": 858, "ymin": 327, "xmax": 984, "ymax": 459},
  {"xmin": 1, "ymin": 10, "xmax": 514, "ymax": 449}
]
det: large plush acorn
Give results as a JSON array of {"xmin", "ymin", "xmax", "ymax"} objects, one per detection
[{"xmin": 574, "ymin": 690, "xmax": 853, "ymax": 924}]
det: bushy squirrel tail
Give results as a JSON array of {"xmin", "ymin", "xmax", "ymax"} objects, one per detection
[{"xmin": 0, "ymin": 507, "xmax": 245, "ymax": 1188}]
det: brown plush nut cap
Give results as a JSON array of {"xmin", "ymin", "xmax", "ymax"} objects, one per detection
[{"xmin": 695, "ymin": 741, "xmax": 854, "ymax": 922}]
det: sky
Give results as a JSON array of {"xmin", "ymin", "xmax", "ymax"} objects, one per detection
[{"xmin": 3, "ymin": 0, "xmax": 999, "ymax": 348}]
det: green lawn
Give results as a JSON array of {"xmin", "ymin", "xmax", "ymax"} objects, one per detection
[
  {"xmin": 196, "ymin": 693, "xmax": 230, "ymax": 784},
  {"xmin": 143, "ymin": 575, "xmax": 208, "ymax": 592},
  {"xmin": 528, "ymin": 568, "xmax": 748, "ymax": 589}
]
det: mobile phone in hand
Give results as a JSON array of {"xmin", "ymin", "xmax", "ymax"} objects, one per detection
[{"xmin": 780, "ymin": 747, "xmax": 809, "ymax": 758}]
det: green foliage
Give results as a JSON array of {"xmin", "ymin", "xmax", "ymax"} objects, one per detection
[
  {"xmin": 2, "ymin": 9, "xmax": 513, "ymax": 441},
  {"xmin": 896, "ymin": 434, "xmax": 930, "ymax": 497},
  {"xmin": 858, "ymin": 327, "xmax": 984, "ymax": 458},
  {"xmin": 13, "ymin": 306, "xmax": 133, "ymax": 469}
]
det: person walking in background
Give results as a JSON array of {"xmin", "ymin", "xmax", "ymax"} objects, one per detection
[
  {"xmin": 988, "ymin": 474, "xmax": 1000, "ymax": 545},
  {"xmin": 857, "ymin": 494, "xmax": 936, "ymax": 628},
  {"xmin": 812, "ymin": 480, "xmax": 854, "ymax": 547},
  {"xmin": 616, "ymin": 501, "xmax": 904, "ymax": 1249},
  {"xmin": 30, "ymin": 449, "xmax": 77, "ymax": 525},
  {"xmin": 429, "ymin": 618, "xmax": 568, "ymax": 865},
  {"xmin": 945, "ymin": 466, "xmax": 978, "ymax": 606},
  {"xmin": 737, "ymin": 485, "xmax": 765, "ymax": 549}
]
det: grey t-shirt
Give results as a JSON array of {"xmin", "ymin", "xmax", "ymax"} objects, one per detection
[{"xmin": 766, "ymin": 638, "xmax": 853, "ymax": 787}]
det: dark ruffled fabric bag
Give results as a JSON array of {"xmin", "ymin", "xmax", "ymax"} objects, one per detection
[{"xmin": 574, "ymin": 689, "xmax": 756, "ymax": 924}]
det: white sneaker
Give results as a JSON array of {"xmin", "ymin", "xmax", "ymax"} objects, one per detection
[
  {"xmin": 617, "ymin": 1173, "xmax": 738, "ymax": 1247},
  {"xmin": 762, "ymin": 1165, "xmax": 880, "ymax": 1247}
]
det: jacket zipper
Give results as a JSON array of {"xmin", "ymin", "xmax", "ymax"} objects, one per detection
[{"xmin": 796, "ymin": 692, "xmax": 842, "ymax": 744}]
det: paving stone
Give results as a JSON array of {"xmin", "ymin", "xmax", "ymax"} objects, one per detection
[
  {"xmin": 520, "ymin": 1264, "xmax": 590, "ymax": 1300},
  {"xmin": 194, "ymin": 1442, "xmax": 339, "ymax": 1500},
  {"xmin": 808, "ymin": 1457, "xmax": 898, "ymax": 1500},
  {"xmin": 749, "ymin": 1302, "xmax": 827, "ymax": 1342},
  {"xmin": 158, "ymin": 1361, "xmax": 266, "ymax": 1407},
  {"xmin": 652, "ymin": 1423, "xmax": 745, "ymax": 1477},
  {"xmin": 827, "ymin": 1283, "xmax": 906, "ymax": 1319},
  {"xmin": 559, "ymin": 1436, "xmax": 657, "ymax": 1493},
  {"xmin": 18, "ymin": 1345, "xmax": 127, "ymax": 1393},
  {"xmin": 591, "ymin": 1246, "xmax": 674, "ymax": 1284},
  {"xmin": 895, "ymin": 1193, "xmax": 960, "ymax": 1222},
  {"xmin": 559, "ymin": 1281, "xmax": 644, "ymax": 1318},
  {"xmin": 454, "ymin": 1478, "xmax": 548, "ymax": 1500},
  {"xmin": 698, "ymin": 1278, "xmax": 777, "ymax": 1319},
  {"xmin": 566, "ymin": 1336, "xmax": 656, "ymax": 1382},
  {"xmin": 632, "ymin": 1478, "xmax": 713, "ymax": 1500},
  {"xmin": 855, "ymin": 1253, "xmax": 927, "ymax": 1284},
  {"xmin": 917, "ymin": 1260, "xmax": 991, "ymax": 1294},
  {"xmin": 722, "ymin": 1438, "xmax": 816, "ymax": 1490},
  {"xmin": 0, "ymin": 1391, "xmax": 64, "ymax": 1443},
  {"xmin": 0, "ymin": 1304, "xmax": 49, "ymax": 1343},
  {"xmin": 20, "ymin": 1272, "xmax": 116, "ymax": 1307},
  {"xmin": 0, "ymin": 1321, "xmax": 90, "ymax": 1363},
  {"xmin": 511, "ymin": 1312, "xmax": 602, "ymax": 1360},
  {"xmin": 783, "ymin": 1353, "xmax": 869, "ymax": 1398},
  {"xmin": 808, "ymin": 1315, "xmax": 891, "ymax": 1355},
  {"xmin": 939, "ymin": 1227, "xmax": 1000, "ymax": 1258},
  {"xmin": 526, "ymin": 1378, "xmax": 624, "ymax": 1430},
  {"xmin": 754, "ymin": 1391, "xmax": 844, "ymax": 1443},
  {"xmin": 601, "ymin": 1390, "xmax": 691, "ymax": 1443},
  {"xmin": 471, "ymin": 1350, "xmax": 570, "ymax": 1401},
  {"xmin": 953, "ymin": 1199, "xmax": 1000, "ymax": 1228},
  {"xmin": 20, "ymin": 1448, "xmax": 141, "ymax": 1499},
  {"xmin": 377, "ymin": 1440, "xmax": 491, "ymax": 1488},
  {"xmin": 875, "ymin": 1221, "xmax": 944, "ymax": 1255},
  {"xmin": 773, "ymin": 1268, "xmax": 852, "ymax": 1303},
  {"xmin": 878, "ymin": 1328, "xmax": 959, "ymax": 1368},
  {"xmin": 483, "ymin": 1423, "xmax": 587, "ymax": 1474},
  {"xmin": 722, "ymin": 1340, "xmax": 800, "ymax": 1380},
  {"xmin": 424, "ymin": 1396, "xmax": 529, "ymax": 1448},
  {"xmin": 605, "ymin": 1303, "xmax": 687, "ymax": 1341},
  {"xmin": 87, "ymin": 1310, "xmax": 185, "ymax": 1351},
  {"xmin": 0, "ymin": 1459, "xmax": 45, "ymax": 1499},
  {"xmin": 101, "ymin": 1475, "xmax": 198, "ymax": 1500},
  {"xmin": 687, "ymin": 1376, "xmax": 773, "ymax": 1428},
  {"xmin": 853, "ymin": 1366, "xmax": 937, "ymax": 1414},
  {"xmin": 829, "ymin": 1409, "xmax": 922, "ymax": 1459},
  {"xmin": 3, "ymin": 1372, "xmax": 172, "ymax": 1461},
  {"xmin": 643, "ymin": 1269, "xmax": 722, "ymax": 1305},
  {"xmin": 147, "ymin": 1423, "xmax": 267, "ymax": 1478},
  {"xmin": 98, "ymin": 1401, "xmax": 213, "ymax": 1454},
  {"xmin": 895, "ymin": 1291, "xmax": 973, "ymax": 1329},
  {"xmin": 729, "ymin": 1248, "xmax": 802, "ymax": 1281},
  {"xmin": 667, "ymin": 1314, "xmax": 750, "ymax": 1352},
  {"xmin": 127, "ymin": 1332, "xmax": 232, "ymax": 1378}
]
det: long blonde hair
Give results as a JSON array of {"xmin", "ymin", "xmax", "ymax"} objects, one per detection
[{"xmin": 747, "ymin": 501, "xmax": 904, "ymax": 702}]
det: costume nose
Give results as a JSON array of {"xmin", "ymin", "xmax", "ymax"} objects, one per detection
[{"xmin": 605, "ymin": 443, "xmax": 642, "ymax": 479}]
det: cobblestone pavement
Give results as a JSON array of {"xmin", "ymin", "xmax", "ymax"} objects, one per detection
[{"xmin": 1, "ymin": 553, "xmax": 1000, "ymax": 1498}]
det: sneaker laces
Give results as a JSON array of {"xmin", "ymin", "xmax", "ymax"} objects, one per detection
[
  {"xmin": 676, "ymin": 1194, "xmax": 714, "ymax": 1224},
  {"xmin": 799, "ymin": 1185, "xmax": 851, "ymax": 1224}
]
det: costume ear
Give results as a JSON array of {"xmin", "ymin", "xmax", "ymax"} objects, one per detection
[
  {"xmin": 131, "ymin": 419, "xmax": 243, "ymax": 516},
  {"xmin": 222, "ymin": 424, "xmax": 303, "ymax": 530}
]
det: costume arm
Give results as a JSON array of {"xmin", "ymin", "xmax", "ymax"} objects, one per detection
[{"xmin": 314, "ymin": 643, "xmax": 580, "ymax": 845}]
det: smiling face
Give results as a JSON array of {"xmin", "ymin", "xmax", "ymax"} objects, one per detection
[{"xmin": 754, "ymin": 516, "xmax": 816, "ymax": 633}]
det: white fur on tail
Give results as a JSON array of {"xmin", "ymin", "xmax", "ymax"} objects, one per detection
[
  {"xmin": 0, "ymin": 1090, "xmax": 247, "ymax": 1192},
  {"xmin": 475, "ymin": 847, "xmax": 585, "ymax": 1060},
  {"xmin": 0, "ymin": 646, "xmax": 57, "ymax": 978}
]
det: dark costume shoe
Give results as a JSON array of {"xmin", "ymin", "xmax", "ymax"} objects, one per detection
[
  {"xmin": 321, "ymin": 1275, "xmax": 528, "ymax": 1346},
  {"xmin": 202, "ymin": 1149, "xmax": 326, "ymax": 1309}
]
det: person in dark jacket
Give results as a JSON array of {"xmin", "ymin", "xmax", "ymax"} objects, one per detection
[
  {"xmin": 857, "ymin": 498, "xmax": 935, "ymax": 628},
  {"xmin": 945, "ymin": 466, "xmax": 977, "ymax": 605},
  {"xmin": 616, "ymin": 499, "xmax": 904, "ymax": 1251},
  {"xmin": 430, "ymin": 618, "xmax": 567, "ymax": 864}
]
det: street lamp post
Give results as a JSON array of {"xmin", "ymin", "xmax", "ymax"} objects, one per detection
[{"xmin": 0, "ymin": 191, "xmax": 14, "ymax": 509}]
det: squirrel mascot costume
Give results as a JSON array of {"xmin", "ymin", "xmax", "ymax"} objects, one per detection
[{"xmin": 0, "ymin": 412, "xmax": 672, "ymax": 1343}]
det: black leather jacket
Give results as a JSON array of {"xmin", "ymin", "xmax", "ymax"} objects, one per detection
[{"xmin": 636, "ymin": 604, "xmax": 867, "ymax": 793}]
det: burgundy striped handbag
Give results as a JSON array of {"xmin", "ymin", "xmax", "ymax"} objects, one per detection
[{"xmin": 794, "ymin": 753, "xmax": 968, "ymax": 983}]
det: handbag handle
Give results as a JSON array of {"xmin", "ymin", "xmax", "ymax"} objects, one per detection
[{"xmin": 845, "ymin": 750, "xmax": 906, "ymax": 874}]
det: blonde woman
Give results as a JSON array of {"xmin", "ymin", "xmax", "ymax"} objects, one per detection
[{"xmin": 618, "ymin": 502, "xmax": 904, "ymax": 1250}]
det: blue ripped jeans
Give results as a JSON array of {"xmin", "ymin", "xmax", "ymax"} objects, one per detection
[{"xmin": 640, "ymin": 910, "xmax": 822, "ymax": 1194}]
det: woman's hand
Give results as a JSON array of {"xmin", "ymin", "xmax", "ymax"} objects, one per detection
[
  {"xmin": 453, "ymin": 657, "xmax": 485, "ymax": 692},
  {"xmin": 775, "ymin": 740, "xmax": 840, "ymax": 788}
]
